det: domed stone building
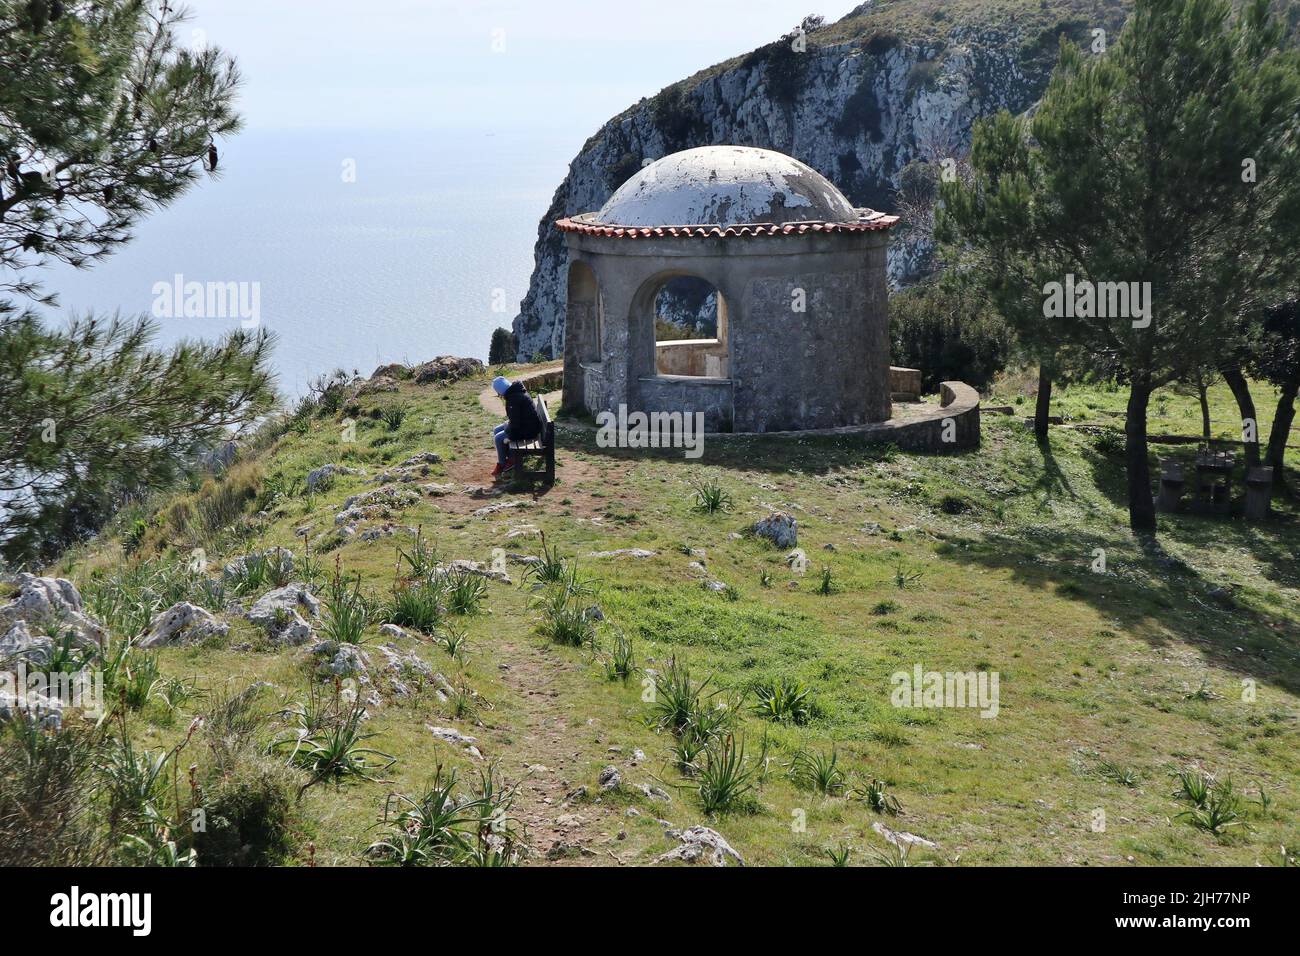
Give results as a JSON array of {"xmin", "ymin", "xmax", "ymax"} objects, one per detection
[{"xmin": 557, "ymin": 145, "xmax": 899, "ymax": 433}]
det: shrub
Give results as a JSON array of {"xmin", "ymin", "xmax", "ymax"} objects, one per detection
[
  {"xmin": 488, "ymin": 327, "xmax": 517, "ymax": 365},
  {"xmin": 649, "ymin": 657, "xmax": 713, "ymax": 737},
  {"xmin": 523, "ymin": 534, "xmax": 570, "ymax": 586},
  {"xmin": 192, "ymin": 754, "xmax": 300, "ymax": 866},
  {"xmin": 602, "ymin": 629, "xmax": 637, "ymax": 683},
  {"xmin": 367, "ymin": 763, "xmax": 522, "ymax": 866},
  {"xmin": 82, "ymin": 557, "xmax": 218, "ymax": 639},
  {"xmin": 889, "ymin": 281, "xmax": 1013, "ymax": 391},
  {"xmin": 272, "ymin": 696, "xmax": 394, "ymax": 795},
  {"xmin": 853, "ymin": 777, "xmax": 902, "ymax": 815},
  {"xmin": 227, "ymin": 549, "xmax": 293, "ymax": 596},
  {"xmin": 396, "ymin": 527, "xmax": 439, "ymax": 580},
  {"xmin": 651, "ymin": 84, "xmax": 707, "ymax": 149},
  {"xmin": 0, "ymin": 718, "xmax": 105, "ymax": 866},
  {"xmin": 1092, "ymin": 429, "xmax": 1126, "ymax": 456},
  {"xmin": 194, "ymin": 463, "xmax": 262, "ymax": 535},
  {"xmin": 939, "ymin": 493, "xmax": 971, "ymax": 515},
  {"xmin": 834, "ymin": 70, "xmax": 883, "ymax": 141},
  {"xmin": 444, "ymin": 570, "xmax": 487, "ymax": 616},
  {"xmin": 534, "ymin": 583, "xmax": 596, "ymax": 648}
]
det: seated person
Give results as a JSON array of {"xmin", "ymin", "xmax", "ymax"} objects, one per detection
[{"xmin": 491, "ymin": 375, "xmax": 542, "ymax": 478}]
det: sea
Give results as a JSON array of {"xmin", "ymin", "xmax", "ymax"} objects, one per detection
[{"xmin": 36, "ymin": 126, "xmax": 576, "ymax": 397}]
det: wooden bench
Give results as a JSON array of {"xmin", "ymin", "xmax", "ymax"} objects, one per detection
[{"xmin": 506, "ymin": 395, "xmax": 555, "ymax": 485}]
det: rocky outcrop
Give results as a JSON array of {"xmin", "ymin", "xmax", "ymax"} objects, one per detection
[
  {"xmin": 413, "ymin": 356, "xmax": 484, "ymax": 385},
  {"xmin": 0, "ymin": 574, "xmax": 105, "ymax": 650},
  {"xmin": 0, "ymin": 620, "xmax": 53, "ymax": 667},
  {"xmin": 306, "ymin": 464, "xmax": 365, "ymax": 491},
  {"xmin": 335, "ymin": 485, "xmax": 421, "ymax": 527},
  {"xmin": 656, "ymin": 825, "xmax": 744, "ymax": 867},
  {"xmin": 512, "ymin": 3, "xmax": 1128, "ymax": 359},
  {"xmin": 138, "ymin": 602, "xmax": 229, "ymax": 648},
  {"xmin": 752, "ymin": 512, "xmax": 797, "ymax": 549},
  {"xmin": 246, "ymin": 583, "xmax": 319, "ymax": 645}
]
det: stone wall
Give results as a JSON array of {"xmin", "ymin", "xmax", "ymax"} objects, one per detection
[{"xmin": 656, "ymin": 339, "xmax": 729, "ymax": 377}]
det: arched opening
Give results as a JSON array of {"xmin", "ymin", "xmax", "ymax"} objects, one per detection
[
  {"xmin": 562, "ymin": 260, "xmax": 603, "ymax": 412},
  {"xmin": 653, "ymin": 275, "xmax": 728, "ymax": 378}
]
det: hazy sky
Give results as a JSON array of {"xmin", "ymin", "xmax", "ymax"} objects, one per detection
[{"xmin": 183, "ymin": 0, "xmax": 864, "ymax": 134}]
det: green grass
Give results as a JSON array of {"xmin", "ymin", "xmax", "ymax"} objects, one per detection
[{"xmin": 51, "ymin": 363, "xmax": 1300, "ymax": 866}]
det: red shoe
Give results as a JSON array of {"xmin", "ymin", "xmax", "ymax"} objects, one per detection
[{"xmin": 491, "ymin": 462, "xmax": 504, "ymax": 478}]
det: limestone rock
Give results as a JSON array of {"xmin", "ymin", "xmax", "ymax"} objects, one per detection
[
  {"xmin": 588, "ymin": 548, "xmax": 656, "ymax": 559},
  {"xmin": 336, "ymin": 485, "xmax": 421, "ymax": 526},
  {"xmin": 0, "ymin": 621, "xmax": 54, "ymax": 667},
  {"xmin": 374, "ymin": 452, "xmax": 444, "ymax": 484},
  {"xmin": 246, "ymin": 584, "xmax": 319, "ymax": 645},
  {"xmin": 412, "ymin": 356, "xmax": 484, "ymax": 385},
  {"xmin": 359, "ymin": 524, "xmax": 417, "ymax": 542},
  {"xmin": 439, "ymin": 559, "xmax": 510, "ymax": 585},
  {"xmin": 370, "ymin": 362, "xmax": 409, "ymax": 380},
  {"xmin": 0, "ymin": 684, "xmax": 64, "ymax": 728},
  {"xmin": 0, "ymin": 574, "xmax": 105, "ymax": 650},
  {"xmin": 312, "ymin": 640, "xmax": 370, "ymax": 679},
  {"xmin": 355, "ymin": 375, "xmax": 399, "ymax": 396},
  {"xmin": 598, "ymin": 766, "xmax": 622, "ymax": 792},
  {"xmin": 472, "ymin": 500, "xmax": 526, "ymax": 518},
  {"xmin": 752, "ymin": 512, "xmax": 797, "ymax": 549},
  {"xmin": 138, "ymin": 602, "xmax": 229, "ymax": 648},
  {"xmin": 872, "ymin": 821, "xmax": 938, "ymax": 851},
  {"xmin": 427, "ymin": 725, "xmax": 481, "ymax": 757},
  {"xmin": 306, "ymin": 463, "xmax": 364, "ymax": 491},
  {"xmin": 656, "ymin": 825, "xmax": 743, "ymax": 867}
]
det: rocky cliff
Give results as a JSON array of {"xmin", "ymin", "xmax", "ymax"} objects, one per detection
[{"xmin": 512, "ymin": 0, "xmax": 1132, "ymax": 360}]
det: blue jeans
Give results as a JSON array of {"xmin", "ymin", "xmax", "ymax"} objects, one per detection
[{"xmin": 493, "ymin": 423, "xmax": 510, "ymax": 464}]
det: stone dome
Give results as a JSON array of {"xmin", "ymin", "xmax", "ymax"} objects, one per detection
[{"xmin": 592, "ymin": 146, "xmax": 860, "ymax": 228}]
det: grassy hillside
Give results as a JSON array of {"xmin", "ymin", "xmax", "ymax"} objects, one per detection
[{"xmin": 39, "ymin": 365, "xmax": 1300, "ymax": 867}]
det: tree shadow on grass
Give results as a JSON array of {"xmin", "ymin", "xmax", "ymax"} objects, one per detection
[
  {"xmin": 1028, "ymin": 434, "xmax": 1078, "ymax": 514},
  {"xmin": 559, "ymin": 421, "xmax": 980, "ymax": 478},
  {"xmin": 937, "ymin": 522, "xmax": 1300, "ymax": 697}
]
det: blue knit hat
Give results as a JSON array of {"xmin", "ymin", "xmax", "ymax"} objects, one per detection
[{"xmin": 492, "ymin": 375, "xmax": 511, "ymax": 396}]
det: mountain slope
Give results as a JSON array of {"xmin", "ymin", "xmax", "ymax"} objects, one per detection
[{"xmin": 511, "ymin": 0, "xmax": 1133, "ymax": 360}]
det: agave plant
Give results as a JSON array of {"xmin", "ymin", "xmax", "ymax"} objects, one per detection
[
  {"xmin": 696, "ymin": 733, "xmax": 759, "ymax": 814},
  {"xmin": 787, "ymin": 746, "xmax": 846, "ymax": 796},
  {"xmin": 853, "ymin": 777, "xmax": 902, "ymax": 815},
  {"xmin": 752, "ymin": 676, "xmax": 813, "ymax": 725},
  {"xmin": 273, "ymin": 696, "xmax": 395, "ymax": 795}
]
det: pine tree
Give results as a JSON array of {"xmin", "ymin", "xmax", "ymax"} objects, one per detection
[
  {"xmin": 0, "ymin": 1, "xmax": 275, "ymax": 565},
  {"xmin": 939, "ymin": 0, "xmax": 1300, "ymax": 533}
]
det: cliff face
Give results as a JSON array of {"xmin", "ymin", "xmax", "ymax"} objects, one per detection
[{"xmin": 512, "ymin": 1, "xmax": 1129, "ymax": 360}]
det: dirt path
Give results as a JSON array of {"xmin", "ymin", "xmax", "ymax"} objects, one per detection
[
  {"xmin": 485, "ymin": 637, "xmax": 647, "ymax": 866},
  {"xmin": 476, "ymin": 363, "xmax": 563, "ymax": 417}
]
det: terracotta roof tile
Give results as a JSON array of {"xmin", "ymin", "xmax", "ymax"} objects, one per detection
[{"xmin": 555, "ymin": 210, "xmax": 900, "ymax": 239}]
